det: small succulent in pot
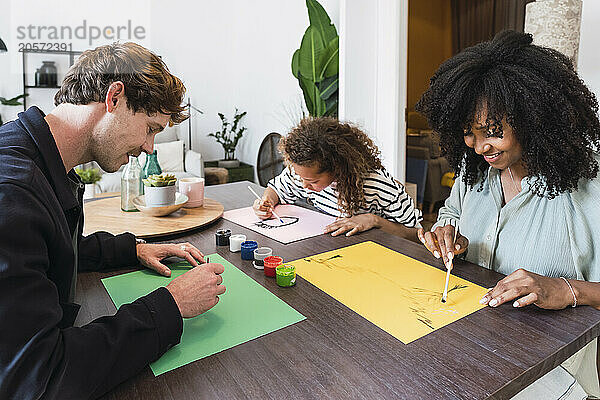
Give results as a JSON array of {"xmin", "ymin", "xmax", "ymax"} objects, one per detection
[
  {"xmin": 143, "ymin": 173, "xmax": 177, "ymax": 187},
  {"xmin": 143, "ymin": 174, "xmax": 177, "ymax": 206}
]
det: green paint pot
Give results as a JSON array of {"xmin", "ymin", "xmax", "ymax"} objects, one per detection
[{"xmin": 276, "ymin": 264, "xmax": 296, "ymax": 287}]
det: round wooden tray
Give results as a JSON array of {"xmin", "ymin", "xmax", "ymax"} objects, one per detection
[{"xmin": 83, "ymin": 196, "xmax": 224, "ymax": 239}]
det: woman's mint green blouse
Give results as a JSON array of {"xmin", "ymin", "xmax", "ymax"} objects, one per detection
[
  {"xmin": 432, "ymin": 154, "xmax": 600, "ymax": 398},
  {"xmin": 432, "ymin": 154, "xmax": 600, "ymax": 281}
]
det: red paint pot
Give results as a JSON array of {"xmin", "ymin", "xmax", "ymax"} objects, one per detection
[{"xmin": 263, "ymin": 255, "xmax": 283, "ymax": 277}]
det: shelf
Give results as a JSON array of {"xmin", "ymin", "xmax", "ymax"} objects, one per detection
[
  {"xmin": 20, "ymin": 49, "xmax": 83, "ymax": 55},
  {"xmin": 21, "ymin": 49, "xmax": 82, "ymax": 111},
  {"xmin": 24, "ymin": 85, "xmax": 61, "ymax": 89}
]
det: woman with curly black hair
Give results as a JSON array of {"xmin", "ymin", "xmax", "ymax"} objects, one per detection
[
  {"xmin": 416, "ymin": 30, "xmax": 600, "ymax": 399},
  {"xmin": 253, "ymin": 117, "xmax": 421, "ymax": 238}
]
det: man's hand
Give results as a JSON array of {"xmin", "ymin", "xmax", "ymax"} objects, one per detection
[
  {"xmin": 136, "ymin": 242, "xmax": 204, "ymax": 277},
  {"xmin": 324, "ymin": 214, "xmax": 379, "ymax": 237},
  {"xmin": 166, "ymin": 263, "xmax": 226, "ymax": 318}
]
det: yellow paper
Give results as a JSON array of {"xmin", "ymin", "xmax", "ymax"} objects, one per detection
[{"xmin": 288, "ymin": 241, "xmax": 488, "ymax": 344}]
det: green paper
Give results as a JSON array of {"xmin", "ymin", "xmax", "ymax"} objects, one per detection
[{"xmin": 102, "ymin": 254, "xmax": 306, "ymax": 375}]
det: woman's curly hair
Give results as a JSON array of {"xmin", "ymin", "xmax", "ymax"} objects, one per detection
[
  {"xmin": 416, "ymin": 30, "xmax": 600, "ymax": 198},
  {"xmin": 280, "ymin": 117, "xmax": 383, "ymax": 215}
]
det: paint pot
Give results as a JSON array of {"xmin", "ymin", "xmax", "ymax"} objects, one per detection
[
  {"xmin": 240, "ymin": 240, "xmax": 258, "ymax": 260},
  {"xmin": 263, "ymin": 255, "xmax": 283, "ymax": 277},
  {"xmin": 215, "ymin": 229, "xmax": 231, "ymax": 246},
  {"xmin": 253, "ymin": 247, "xmax": 272, "ymax": 270},
  {"xmin": 229, "ymin": 234, "xmax": 246, "ymax": 252},
  {"xmin": 276, "ymin": 264, "xmax": 296, "ymax": 287}
]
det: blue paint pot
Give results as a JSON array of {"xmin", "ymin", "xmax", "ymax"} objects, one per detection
[{"xmin": 240, "ymin": 240, "xmax": 258, "ymax": 260}]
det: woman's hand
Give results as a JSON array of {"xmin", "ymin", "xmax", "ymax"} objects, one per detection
[
  {"xmin": 252, "ymin": 197, "xmax": 274, "ymax": 220},
  {"xmin": 324, "ymin": 214, "xmax": 378, "ymax": 237},
  {"xmin": 480, "ymin": 269, "xmax": 575, "ymax": 309},
  {"xmin": 417, "ymin": 225, "xmax": 468, "ymax": 269},
  {"xmin": 137, "ymin": 242, "xmax": 205, "ymax": 277}
]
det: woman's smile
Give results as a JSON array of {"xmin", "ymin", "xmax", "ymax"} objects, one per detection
[{"xmin": 483, "ymin": 151, "xmax": 503, "ymax": 164}]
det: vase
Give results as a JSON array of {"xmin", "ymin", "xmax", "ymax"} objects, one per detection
[
  {"xmin": 141, "ymin": 150, "xmax": 162, "ymax": 195},
  {"xmin": 38, "ymin": 61, "xmax": 58, "ymax": 87},
  {"xmin": 142, "ymin": 151, "xmax": 162, "ymax": 177}
]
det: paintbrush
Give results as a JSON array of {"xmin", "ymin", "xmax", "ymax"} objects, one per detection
[
  {"xmin": 441, "ymin": 225, "xmax": 459, "ymax": 303},
  {"xmin": 248, "ymin": 186, "xmax": 284, "ymax": 224}
]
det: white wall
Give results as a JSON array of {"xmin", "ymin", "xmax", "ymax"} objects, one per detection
[
  {"xmin": 339, "ymin": 0, "xmax": 408, "ymax": 181},
  {"xmin": 151, "ymin": 0, "xmax": 339, "ymax": 169},
  {"xmin": 0, "ymin": 0, "xmax": 340, "ymax": 178},
  {"xmin": 579, "ymin": 0, "xmax": 600, "ymax": 103}
]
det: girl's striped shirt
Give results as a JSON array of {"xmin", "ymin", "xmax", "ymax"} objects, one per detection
[{"xmin": 268, "ymin": 166, "xmax": 422, "ymax": 228}]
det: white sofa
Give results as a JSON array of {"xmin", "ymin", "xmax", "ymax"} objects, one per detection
[{"xmin": 96, "ymin": 125, "xmax": 204, "ymax": 193}]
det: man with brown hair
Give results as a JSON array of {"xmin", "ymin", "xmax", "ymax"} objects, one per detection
[{"xmin": 0, "ymin": 42, "xmax": 225, "ymax": 399}]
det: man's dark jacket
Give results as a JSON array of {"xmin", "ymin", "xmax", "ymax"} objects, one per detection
[{"xmin": 0, "ymin": 107, "xmax": 182, "ymax": 399}]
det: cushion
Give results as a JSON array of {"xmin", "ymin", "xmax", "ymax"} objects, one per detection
[
  {"xmin": 155, "ymin": 124, "xmax": 180, "ymax": 144},
  {"xmin": 184, "ymin": 150, "xmax": 204, "ymax": 178},
  {"xmin": 138, "ymin": 140, "xmax": 185, "ymax": 172}
]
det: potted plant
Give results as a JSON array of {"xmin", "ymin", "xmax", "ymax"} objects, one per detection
[
  {"xmin": 208, "ymin": 108, "xmax": 247, "ymax": 168},
  {"xmin": 142, "ymin": 173, "xmax": 177, "ymax": 207},
  {"xmin": 75, "ymin": 167, "xmax": 102, "ymax": 199},
  {"xmin": 0, "ymin": 94, "xmax": 28, "ymax": 126},
  {"xmin": 291, "ymin": 0, "xmax": 339, "ymax": 117}
]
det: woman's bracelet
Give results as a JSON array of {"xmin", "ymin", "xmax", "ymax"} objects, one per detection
[{"xmin": 560, "ymin": 277, "xmax": 577, "ymax": 308}]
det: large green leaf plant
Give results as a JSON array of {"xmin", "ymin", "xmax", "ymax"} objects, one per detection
[{"xmin": 291, "ymin": 0, "xmax": 339, "ymax": 117}]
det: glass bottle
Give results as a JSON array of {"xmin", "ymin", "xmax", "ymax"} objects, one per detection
[
  {"xmin": 142, "ymin": 150, "xmax": 162, "ymax": 179},
  {"xmin": 121, "ymin": 156, "xmax": 142, "ymax": 212}
]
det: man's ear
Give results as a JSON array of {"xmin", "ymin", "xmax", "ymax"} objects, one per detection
[{"xmin": 105, "ymin": 81, "xmax": 125, "ymax": 112}]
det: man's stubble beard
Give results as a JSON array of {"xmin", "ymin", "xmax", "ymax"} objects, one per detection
[{"xmin": 89, "ymin": 135, "xmax": 126, "ymax": 173}]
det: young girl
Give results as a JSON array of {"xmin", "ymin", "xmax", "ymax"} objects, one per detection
[{"xmin": 253, "ymin": 117, "xmax": 421, "ymax": 239}]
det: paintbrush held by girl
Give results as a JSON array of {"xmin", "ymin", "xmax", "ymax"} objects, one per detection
[{"xmin": 253, "ymin": 117, "xmax": 422, "ymax": 240}]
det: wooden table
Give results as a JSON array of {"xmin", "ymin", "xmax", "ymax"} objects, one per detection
[
  {"xmin": 83, "ymin": 195, "xmax": 224, "ymax": 239},
  {"xmin": 75, "ymin": 181, "xmax": 600, "ymax": 400}
]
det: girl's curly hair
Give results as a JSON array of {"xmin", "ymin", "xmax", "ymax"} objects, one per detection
[
  {"xmin": 416, "ymin": 30, "xmax": 600, "ymax": 198},
  {"xmin": 280, "ymin": 117, "xmax": 383, "ymax": 215}
]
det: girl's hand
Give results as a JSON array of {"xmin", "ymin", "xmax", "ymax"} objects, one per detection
[
  {"xmin": 324, "ymin": 214, "xmax": 378, "ymax": 237},
  {"xmin": 252, "ymin": 197, "xmax": 273, "ymax": 220}
]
